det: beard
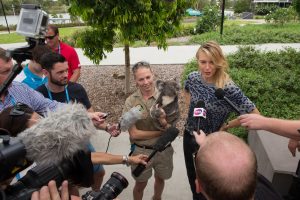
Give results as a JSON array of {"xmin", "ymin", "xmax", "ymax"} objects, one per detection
[{"xmin": 49, "ymin": 74, "xmax": 68, "ymax": 86}]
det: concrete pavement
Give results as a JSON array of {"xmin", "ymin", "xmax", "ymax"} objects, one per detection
[
  {"xmin": 82, "ymin": 131, "xmax": 192, "ymax": 200},
  {"xmin": 1, "ymin": 42, "xmax": 300, "ymax": 65}
]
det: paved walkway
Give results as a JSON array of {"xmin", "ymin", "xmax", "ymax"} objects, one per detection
[{"xmin": 1, "ymin": 42, "xmax": 300, "ymax": 65}]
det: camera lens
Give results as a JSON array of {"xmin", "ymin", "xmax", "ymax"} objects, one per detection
[
  {"xmin": 82, "ymin": 172, "xmax": 128, "ymax": 200},
  {"xmin": 99, "ymin": 172, "xmax": 129, "ymax": 199}
]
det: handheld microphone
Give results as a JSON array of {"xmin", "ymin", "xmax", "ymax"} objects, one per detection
[
  {"xmin": 17, "ymin": 103, "xmax": 96, "ymax": 165},
  {"xmin": 119, "ymin": 105, "xmax": 143, "ymax": 132},
  {"xmin": 193, "ymin": 100, "xmax": 206, "ymax": 134},
  {"xmin": 215, "ymin": 88, "xmax": 241, "ymax": 114},
  {"xmin": 132, "ymin": 127, "xmax": 179, "ymax": 177}
]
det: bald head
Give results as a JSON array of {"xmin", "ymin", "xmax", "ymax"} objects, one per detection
[{"xmin": 196, "ymin": 131, "xmax": 257, "ymax": 200}]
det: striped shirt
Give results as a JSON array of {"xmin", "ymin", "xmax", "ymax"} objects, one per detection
[{"xmin": 0, "ymin": 81, "xmax": 61, "ymax": 114}]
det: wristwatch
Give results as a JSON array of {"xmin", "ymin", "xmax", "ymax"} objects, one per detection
[{"xmin": 122, "ymin": 155, "xmax": 129, "ymax": 166}]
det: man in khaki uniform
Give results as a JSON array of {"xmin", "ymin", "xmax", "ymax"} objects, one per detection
[{"xmin": 123, "ymin": 61, "xmax": 174, "ymax": 200}]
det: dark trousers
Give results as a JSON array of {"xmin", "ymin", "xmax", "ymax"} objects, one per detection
[{"xmin": 183, "ymin": 130, "xmax": 206, "ymax": 200}]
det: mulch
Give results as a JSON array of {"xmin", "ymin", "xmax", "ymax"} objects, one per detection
[{"xmin": 79, "ymin": 64, "xmax": 187, "ymax": 135}]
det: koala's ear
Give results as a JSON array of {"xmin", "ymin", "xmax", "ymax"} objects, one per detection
[
  {"xmin": 172, "ymin": 77, "xmax": 180, "ymax": 91},
  {"xmin": 156, "ymin": 80, "xmax": 165, "ymax": 91}
]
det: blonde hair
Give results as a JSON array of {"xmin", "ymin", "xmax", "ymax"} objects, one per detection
[{"xmin": 196, "ymin": 41, "xmax": 230, "ymax": 88}]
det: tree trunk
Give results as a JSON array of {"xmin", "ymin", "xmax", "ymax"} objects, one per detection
[{"xmin": 124, "ymin": 44, "xmax": 130, "ymax": 94}]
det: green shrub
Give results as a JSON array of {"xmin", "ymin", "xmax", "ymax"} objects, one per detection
[
  {"xmin": 195, "ymin": 5, "xmax": 220, "ymax": 34},
  {"xmin": 265, "ymin": 7, "xmax": 297, "ymax": 25},
  {"xmin": 0, "ymin": 25, "xmax": 17, "ymax": 31},
  {"xmin": 182, "ymin": 47, "xmax": 300, "ymax": 139},
  {"xmin": 189, "ymin": 23, "xmax": 300, "ymax": 45},
  {"xmin": 254, "ymin": 5, "xmax": 278, "ymax": 15},
  {"xmin": 61, "ymin": 29, "xmax": 85, "ymax": 47},
  {"xmin": 233, "ymin": 0, "xmax": 252, "ymax": 14},
  {"xmin": 172, "ymin": 24, "xmax": 196, "ymax": 37}
]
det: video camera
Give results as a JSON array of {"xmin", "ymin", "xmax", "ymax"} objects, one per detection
[
  {"xmin": 0, "ymin": 149, "xmax": 94, "ymax": 200},
  {"xmin": 0, "ymin": 133, "xmax": 129, "ymax": 200},
  {"xmin": 7, "ymin": 4, "xmax": 49, "ymax": 63},
  {"xmin": 82, "ymin": 172, "xmax": 129, "ymax": 200},
  {"xmin": 0, "ymin": 133, "xmax": 30, "ymax": 183},
  {"xmin": 0, "ymin": 4, "xmax": 49, "ymax": 96}
]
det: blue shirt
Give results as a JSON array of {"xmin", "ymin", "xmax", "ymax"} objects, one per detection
[
  {"xmin": 184, "ymin": 71, "xmax": 256, "ymax": 133},
  {"xmin": 14, "ymin": 64, "xmax": 48, "ymax": 89},
  {"xmin": 0, "ymin": 82, "xmax": 61, "ymax": 114}
]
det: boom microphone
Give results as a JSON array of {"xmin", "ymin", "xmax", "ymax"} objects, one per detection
[
  {"xmin": 132, "ymin": 127, "xmax": 179, "ymax": 177},
  {"xmin": 193, "ymin": 100, "xmax": 206, "ymax": 134},
  {"xmin": 17, "ymin": 103, "xmax": 96, "ymax": 165},
  {"xmin": 215, "ymin": 88, "xmax": 241, "ymax": 114},
  {"xmin": 119, "ymin": 105, "xmax": 143, "ymax": 131}
]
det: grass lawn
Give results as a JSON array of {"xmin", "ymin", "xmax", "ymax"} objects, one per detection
[
  {"xmin": 0, "ymin": 26, "xmax": 85, "ymax": 44},
  {"xmin": 189, "ymin": 22, "xmax": 300, "ymax": 45}
]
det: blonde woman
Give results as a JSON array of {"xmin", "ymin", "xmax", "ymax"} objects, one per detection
[{"xmin": 183, "ymin": 41, "xmax": 260, "ymax": 200}]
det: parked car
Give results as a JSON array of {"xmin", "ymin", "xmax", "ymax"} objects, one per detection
[{"xmin": 186, "ymin": 8, "xmax": 202, "ymax": 16}]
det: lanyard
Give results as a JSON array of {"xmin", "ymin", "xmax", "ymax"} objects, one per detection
[
  {"xmin": 46, "ymin": 85, "xmax": 70, "ymax": 103},
  {"xmin": 11, "ymin": 95, "xmax": 16, "ymax": 105},
  {"xmin": 57, "ymin": 43, "xmax": 61, "ymax": 54}
]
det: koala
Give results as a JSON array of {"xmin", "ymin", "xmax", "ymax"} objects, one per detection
[{"xmin": 150, "ymin": 78, "xmax": 180, "ymax": 130}]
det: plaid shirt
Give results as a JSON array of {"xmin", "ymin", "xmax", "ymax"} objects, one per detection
[{"xmin": 0, "ymin": 81, "xmax": 61, "ymax": 114}]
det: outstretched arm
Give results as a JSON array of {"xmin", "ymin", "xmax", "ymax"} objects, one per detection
[
  {"xmin": 220, "ymin": 108, "xmax": 260, "ymax": 131},
  {"xmin": 239, "ymin": 114, "xmax": 300, "ymax": 140},
  {"xmin": 91, "ymin": 152, "xmax": 148, "ymax": 165}
]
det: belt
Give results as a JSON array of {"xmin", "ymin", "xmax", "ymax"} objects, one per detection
[{"xmin": 134, "ymin": 143, "xmax": 171, "ymax": 150}]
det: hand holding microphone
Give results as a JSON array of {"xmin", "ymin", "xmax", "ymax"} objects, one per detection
[
  {"xmin": 132, "ymin": 127, "xmax": 179, "ymax": 177},
  {"xmin": 193, "ymin": 130, "xmax": 207, "ymax": 146},
  {"xmin": 193, "ymin": 100, "xmax": 207, "ymax": 134}
]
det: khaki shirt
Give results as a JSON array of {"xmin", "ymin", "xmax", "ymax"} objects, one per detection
[{"xmin": 123, "ymin": 88, "xmax": 161, "ymax": 146}]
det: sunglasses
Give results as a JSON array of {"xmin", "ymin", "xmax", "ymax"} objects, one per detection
[
  {"xmin": 10, "ymin": 102, "xmax": 31, "ymax": 116},
  {"xmin": 45, "ymin": 34, "xmax": 57, "ymax": 40}
]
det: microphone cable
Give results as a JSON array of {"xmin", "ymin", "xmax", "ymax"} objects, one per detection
[{"xmin": 105, "ymin": 135, "xmax": 113, "ymax": 153}]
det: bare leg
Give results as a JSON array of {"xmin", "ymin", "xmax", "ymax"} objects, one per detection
[
  {"xmin": 152, "ymin": 175, "xmax": 164, "ymax": 200},
  {"xmin": 91, "ymin": 170, "xmax": 105, "ymax": 192},
  {"xmin": 133, "ymin": 181, "xmax": 147, "ymax": 200}
]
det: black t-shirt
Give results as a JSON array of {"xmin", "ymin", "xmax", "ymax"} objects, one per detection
[{"xmin": 36, "ymin": 82, "xmax": 91, "ymax": 110}]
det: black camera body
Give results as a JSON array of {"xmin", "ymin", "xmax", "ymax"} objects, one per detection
[
  {"xmin": 0, "ymin": 134, "xmax": 29, "ymax": 183},
  {"xmin": 6, "ymin": 4, "xmax": 48, "ymax": 64},
  {"xmin": 0, "ymin": 4, "xmax": 49, "ymax": 96},
  {"xmin": 1, "ymin": 150, "xmax": 94, "ymax": 200},
  {"xmin": 82, "ymin": 172, "xmax": 129, "ymax": 200}
]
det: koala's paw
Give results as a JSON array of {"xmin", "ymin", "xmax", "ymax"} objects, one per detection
[{"xmin": 153, "ymin": 109, "xmax": 162, "ymax": 118}]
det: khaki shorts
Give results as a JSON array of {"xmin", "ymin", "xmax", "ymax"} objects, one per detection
[{"xmin": 131, "ymin": 145, "xmax": 174, "ymax": 182}]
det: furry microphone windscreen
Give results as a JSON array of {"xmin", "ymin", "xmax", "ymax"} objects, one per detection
[
  {"xmin": 119, "ymin": 106, "xmax": 143, "ymax": 132},
  {"xmin": 18, "ymin": 103, "xmax": 96, "ymax": 165}
]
